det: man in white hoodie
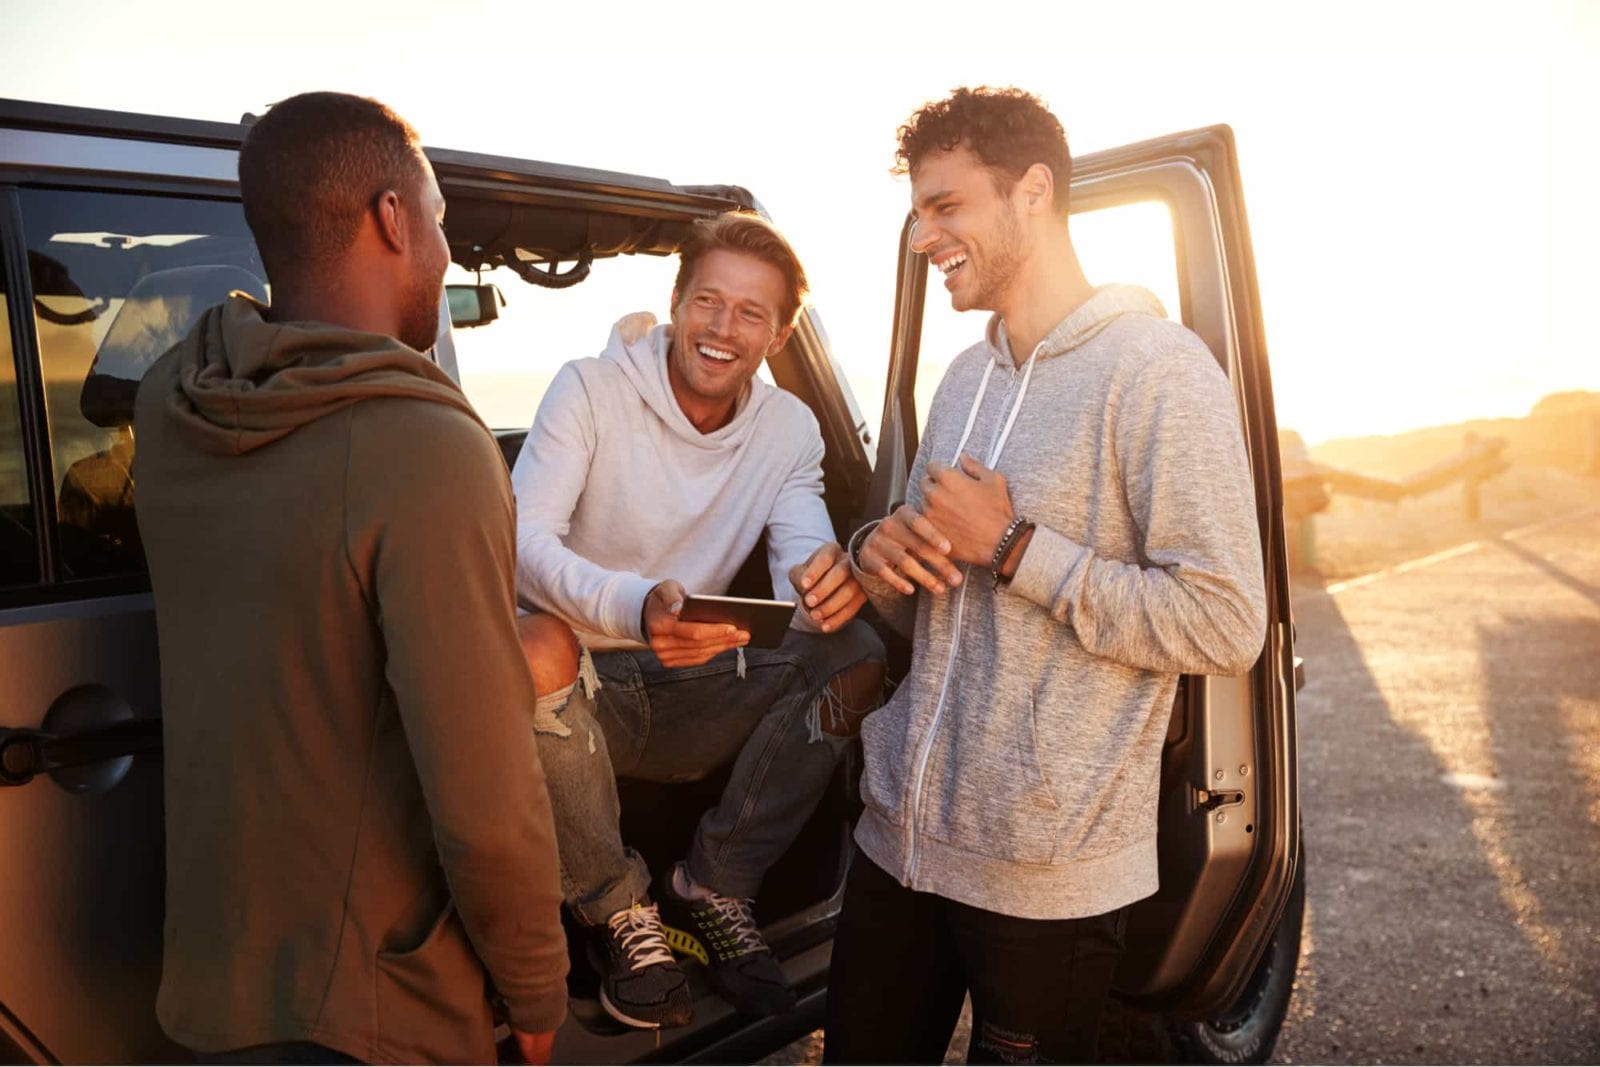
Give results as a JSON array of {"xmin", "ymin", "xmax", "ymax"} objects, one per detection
[
  {"xmin": 824, "ymin": 88, "xmax": 1267, "ymax": 1064},
  {"xmin": 511, "ymin": 213, "xmax": 884, "ymax": 1030}
]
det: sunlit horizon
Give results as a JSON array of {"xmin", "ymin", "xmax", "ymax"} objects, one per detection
[{"xmin": 4, "ymin": 0, "xmax": 1596, "ymax": 446}]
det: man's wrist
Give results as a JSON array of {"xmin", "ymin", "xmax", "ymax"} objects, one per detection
[{"xmin": 991, "ymin": 518, "xmax": 1035, "ymax": 585}]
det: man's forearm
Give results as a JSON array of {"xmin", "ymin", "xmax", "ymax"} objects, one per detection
[{"xmin": 1006, "ymin": 522, "xmax": 1266, "ymax": 675}]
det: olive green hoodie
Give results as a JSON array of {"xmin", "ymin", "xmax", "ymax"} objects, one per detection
[{"xmin": 133, "ymin": 295, "xmax": 567, "ymax": 1064}]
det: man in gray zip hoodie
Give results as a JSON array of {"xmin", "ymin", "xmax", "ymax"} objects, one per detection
[{"xmin": 824, "ymin": 88, "xmax": 1267, "ymax": 1064}]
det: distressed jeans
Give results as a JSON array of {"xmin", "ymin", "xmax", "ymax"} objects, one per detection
[{"xmin": 533, "ymin": 620, "xmax": 884, "ymax": 925}]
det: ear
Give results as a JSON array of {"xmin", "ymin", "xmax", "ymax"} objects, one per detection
[
  {"xmin": 1017, "ymin": 163, "xmax": 1055, "ymax": 216},
  {"xmin": 669, "ymin": 287, "xmax": 681, "ymax": 324},
  {"xmin": 769, "ymin": 320, "xmax": 797, "ymax": 356},
  {"xmin": 373, "ymin": 189, "xmax": 406, "ymax": 254}
]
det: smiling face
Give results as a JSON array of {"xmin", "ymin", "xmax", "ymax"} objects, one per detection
[
  {"xmin": 909, "ymin": 144, "xmax": 1030, "ymax": 314},
  {"xmin": 667, "ymin": 248, "xmax": 795, "ymax": 433}
]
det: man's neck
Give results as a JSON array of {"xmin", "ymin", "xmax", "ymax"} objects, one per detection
[
  {"xmin": 996, "ymin": 234, "xmax": 1095, "ymax": 363},
  {"xmin": 267, "ymin": 274, "xmax": 396, "ymax": 341},
  {"xmin": 666, "ymin": 354, "xmax": 738, "ymax": 434}
]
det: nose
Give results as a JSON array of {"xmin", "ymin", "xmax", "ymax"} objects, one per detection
[
  {"xmin": 909, "ymin": 216, "xmax": 938, "ymax": 255},
  {"xmin": 707, "ymin": 304, "xmax": 735, "ymax": 337}
]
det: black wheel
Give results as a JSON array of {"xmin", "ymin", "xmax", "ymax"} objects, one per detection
[{"xmin": 1166, "ymin": 847, "xmax": 1306, "ymax": 1065}]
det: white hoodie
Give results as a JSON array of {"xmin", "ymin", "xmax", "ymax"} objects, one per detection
[{"xmin": 511, "ymin": 322, "xmax": 831, "ymax": 649}]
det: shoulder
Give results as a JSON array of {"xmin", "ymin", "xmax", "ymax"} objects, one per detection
[
  {"xmin": 1106, "ymin": 314, "xmax": 1223, "ymax": 379},
  {"xmin": 751, "ymin": 385, "xmax": 823, "ymax": 457},
  {"xmin": 350, "ymin": 397, "xmax": 509, "ymax": 509}
]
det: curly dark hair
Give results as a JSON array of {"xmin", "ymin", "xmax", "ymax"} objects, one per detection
[
  {"xmin": 893, "ymin": 86, "xmax": 1072, "ymax": 214},
  {"xmin": 674, "ymin": 212, "xmax": 809, "ymax": 327}
]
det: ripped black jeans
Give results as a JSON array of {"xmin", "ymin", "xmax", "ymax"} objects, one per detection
[{"xmin": 824, "ymin": 853, "xmax": 1129, "ymax": 1065}]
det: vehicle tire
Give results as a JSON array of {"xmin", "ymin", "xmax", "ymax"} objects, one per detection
[{"xmin": 1165, "ymin": 846, "xmax": 1307, "ymax": 1065}]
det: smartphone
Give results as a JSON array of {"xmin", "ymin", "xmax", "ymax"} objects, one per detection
[{"xmin": 677, "ymin": 594, "xmax": 796, "ymax": 649}]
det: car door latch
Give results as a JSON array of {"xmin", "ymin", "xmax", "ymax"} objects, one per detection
[{"xmin": 1193, "ymin": 787, "xmax": 1246, "ymax": 812}]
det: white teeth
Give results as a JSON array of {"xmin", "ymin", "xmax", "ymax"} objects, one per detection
[
  {"xmin": 936, "ymin": 254, "xmax": 967, "ymax": 276},
  {"xmin": 697, "ymin": 343, "xmax": 737, "ymax": 362}
]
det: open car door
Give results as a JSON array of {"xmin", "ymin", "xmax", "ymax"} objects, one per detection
[{"xmin": 869, "ymin": 125, "xmax": 1301, "ymax": 1052}]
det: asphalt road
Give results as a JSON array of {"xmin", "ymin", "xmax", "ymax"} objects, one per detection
[
  {"xmin": 769, "ymin": 508, "xmax": 1600, "ymax": 1065},
  {"xmin": 1276, "ymin": 508, "xmax": 1600, "ymax": 1064}
]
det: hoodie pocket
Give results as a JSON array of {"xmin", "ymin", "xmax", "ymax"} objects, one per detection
[
  {"xmin": 375, "ymin": 901, "xmax": 492, "ymax": 1060},
  {"xmin": 926, "ymin": 693, "xmax": 1064, "ymax": 866}
]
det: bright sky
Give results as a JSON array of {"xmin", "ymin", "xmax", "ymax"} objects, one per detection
[{"xmin": 5, "ymin": 0, "xmax": 1597, "ymax": 444}]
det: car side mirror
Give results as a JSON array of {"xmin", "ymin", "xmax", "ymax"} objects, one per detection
[{"xmin": 446, "ymin": 283, "xmax": 503, "ymax": 329}]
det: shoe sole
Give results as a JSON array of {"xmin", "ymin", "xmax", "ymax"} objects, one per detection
[{"xmin": 598, "ymin": 988, "xmax": 691, "ymax": 1030}]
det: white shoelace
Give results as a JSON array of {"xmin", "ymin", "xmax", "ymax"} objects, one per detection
[
  {"xmin": 607, "ymin": 904, "xmax": 675, "ymax": 971},
  {"xmin": 706, "ymin": 893, "xmax": 765, "ymax": 956}
]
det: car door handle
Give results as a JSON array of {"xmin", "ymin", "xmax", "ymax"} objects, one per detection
[{"xmin": 0, "ymin": 718, "xmax": 161, "ymax": 788}]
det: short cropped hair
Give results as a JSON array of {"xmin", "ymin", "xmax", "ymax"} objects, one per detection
[
  {"xmin": 674, "ymin": 212, "xmax": 809, "ymax": 328},
  {"xmin": 238, "ymin": 92, "xmax": 427, "ymax": 280},
  {"xmin": 893, "ymin": 87, "xmax": 1073, "ymax": 215}
]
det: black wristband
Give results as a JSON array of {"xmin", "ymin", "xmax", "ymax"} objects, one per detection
[{"xmin": 991, "ymin": 517, "xmax": 1032, "ymax": 586}]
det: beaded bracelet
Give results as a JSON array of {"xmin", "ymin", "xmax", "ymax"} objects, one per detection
[{"xmin": 991, "ymin": 516, "xmax": 1034, "ymax": 587}]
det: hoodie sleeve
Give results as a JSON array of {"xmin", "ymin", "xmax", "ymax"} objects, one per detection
[
  {"xmin": 348, "ymin": 400, "xmax": 568, "ymax": 1034},
  {"xmin": 845, "ymin": 427, "xmax": 935, "ymax": 641},
  {"xmin": 762, "ymin": 402, "xmax": 833, "ymax": 631},
  {"xmin": 1007, "ymin": 343, "xmax": 1267, "ymax": 675},
  {"xmin": 512, "ymin": 363, "xmax": 657, "ymax": 642}
]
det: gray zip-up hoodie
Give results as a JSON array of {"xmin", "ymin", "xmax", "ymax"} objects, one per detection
[{"xmin": 850, "ymin": 285, "xmax": 1266, "ymax": 920}]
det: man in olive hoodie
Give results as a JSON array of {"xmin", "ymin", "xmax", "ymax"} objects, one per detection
[
  {"xmin": 133, "ymin": 93, "xmax": 567, "ymax": 1065},
  {"xmin": 825, "ymin": 89, "xmax": 1267, "ymax": 1063}
]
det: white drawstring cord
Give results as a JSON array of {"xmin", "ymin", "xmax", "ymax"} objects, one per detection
[{"xmin": 951, "ymin": 341, "xmax": 1045, "ymax": 468}]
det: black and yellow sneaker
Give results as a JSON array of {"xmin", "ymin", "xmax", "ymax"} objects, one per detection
[
  {"xmin": 656, "ymin": 865, "xmax": 797, "ymax": 1017},
  {"xmin": 592, "ymin": 901, "xmax": 694, "ymax": 1030}
]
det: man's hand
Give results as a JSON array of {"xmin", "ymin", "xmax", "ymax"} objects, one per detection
[
  {"xmin": 789, "ymin": 542, "xmax": 867, "ymax": 632},
  {"xmin": 920, "ymin": 454, "xmax": 1015, "ymax": 566},
  {"xmin": 858, "ymin": 503, "xmax": 964, "ymax": 596},
  {"xmin": 643, "ymin": 579, "xmax": 748, "ymax": 668},
  {"xmin": 614, "ymin": 310, "xmax": 658, "ymax": 345},
  {"xmin": 514, "ymin": 1028, "xmax": 556, "ymax": 1065}
]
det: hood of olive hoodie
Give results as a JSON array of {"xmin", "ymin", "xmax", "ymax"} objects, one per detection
[{"xmin": 160, "ymin": 293, "xmax": 483, "ymax": 455}]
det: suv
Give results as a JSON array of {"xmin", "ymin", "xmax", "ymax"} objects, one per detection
[{"xmin": 0, "ymin": 98, "xmax": 1302, "ymax": 1065}]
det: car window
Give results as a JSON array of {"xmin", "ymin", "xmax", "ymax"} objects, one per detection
[
  {"xmin": 448, "ymin": 253, "xmax": 775, "ymax": 433},
  {"xmin": 911, "ymin": 198, "xmax": 1182, "ymax": 433},
  {"xmin": 19, "ymin": 188, "xmax": 264, "ymax": 582},
  {"xmin": 1, "ymin": 273, "xmax": 39, "ymax": 587}
]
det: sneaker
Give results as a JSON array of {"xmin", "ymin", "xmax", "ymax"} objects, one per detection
[
  {"xmin": 656, "ymin": 866, "xmax": 797, "ymax": 1017},
  {"xmin": 592, "ymin": 902, "xmax": 693, "ymax": 1030}
]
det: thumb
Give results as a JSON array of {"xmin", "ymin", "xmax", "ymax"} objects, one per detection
[
  {"xmin": 958, "ymin": 453, "xmax": 988, "ymax": 479},
  {"xmin": 657, "ymin": 579, "xmax": 687, "ymax": 614},
  {"xmin": 799, "ymin": 543, "xmax": 840, "ymax": 589}
]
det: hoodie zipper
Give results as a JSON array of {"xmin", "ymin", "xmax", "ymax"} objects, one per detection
[{"xmin": 903, "ymin": 348, "xmax": 1037, "ymax": 885}]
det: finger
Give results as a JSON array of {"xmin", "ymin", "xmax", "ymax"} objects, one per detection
[
  {"xmin": 797, "ymin": 543, "xmax": 841, "ymax": 591},
  {"xmin": 925, "ymin": 460, "xmax": 951, "ymax": 479},
  {"xmin": 809, "ymin": 579, "xmax": 865, "ymax": 625},
  {"xmin": 905, "ymin": 511, "xmax": 953, "ymax": 555},
  {"xmin": 879, "ymin": 540, "xmax": 949, "ymax": 595},
  {"xmin": 653, "ymin": 619, "xmax": 741, "ymax": 644},
  {"xmin": 957, "ymin": 453, "xmax": 989, "ymax": 479},
  {"xmin": 656, "ymin": 579, "xmax": 688, "ymax": 612},
  {"xmin": 904, "ymin": 535, "xmax": 963, "ymax": 585},
  {"xmin": 814, "ymin": 587, "xmax": 868, "ymax": 630},
  {"xmin": 801, "ymin": 557, "xmax": 849, "ymax": 608},
  {"xmin": 859, "ymin": 544, "xmax": 917, "ymax": 596}
]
